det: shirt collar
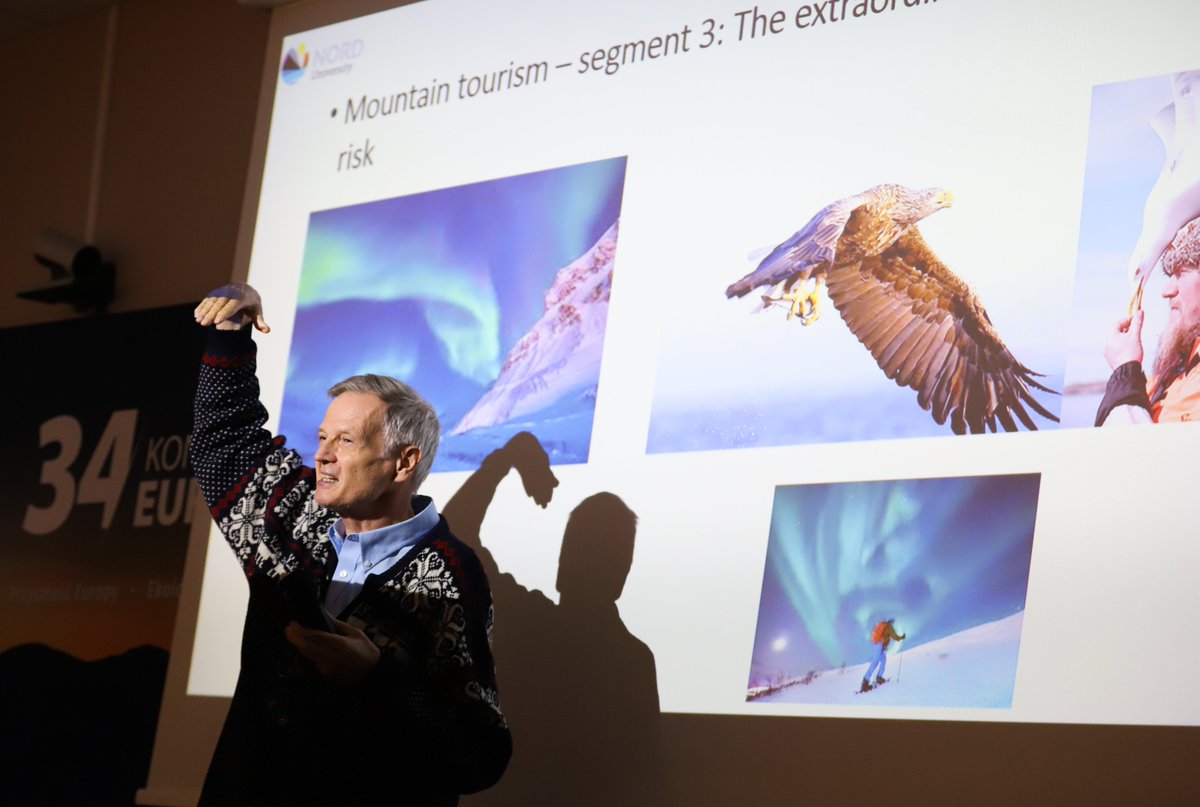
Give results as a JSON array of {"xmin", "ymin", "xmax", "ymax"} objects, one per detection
[{"xmin": 328, "ymin": 495, "xmax": 439, "ymax": 565}]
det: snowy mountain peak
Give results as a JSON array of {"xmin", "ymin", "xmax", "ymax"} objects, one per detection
[{"xmin": 452, "ymin": 220, "xmax": 619, "ymax": 435}]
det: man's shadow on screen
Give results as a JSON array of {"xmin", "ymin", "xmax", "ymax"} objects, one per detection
[{"xmin": 444, "ymin": 432, "xmax": 663, "ymax": 806}]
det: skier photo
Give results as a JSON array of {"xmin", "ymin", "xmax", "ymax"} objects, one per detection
[{"xmin": 745, "ymin": 474, "xmax": 1039, "ymax": 708}]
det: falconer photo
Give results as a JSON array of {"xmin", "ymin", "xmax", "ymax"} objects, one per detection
[{"xmin": 1063, "ymin": 69, "xmax": 1200, "ymax": 426}]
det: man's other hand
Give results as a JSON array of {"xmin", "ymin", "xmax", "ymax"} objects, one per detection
[
  {"xmin": 285, "ymin": 617, "xmax": 381, "ymax": 685},
  {"xmin": 195, "ymin": 282, "xmax": 271, "ymax": 333},
  {"xmin": 1105, "ymin": 309, "xmax": 1145, "ymax": 370}
]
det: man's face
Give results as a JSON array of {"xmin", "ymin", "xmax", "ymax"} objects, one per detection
[
  {"xmin": 1153, "ymin": 263, "xmax": 1200, "ymax": 379},
  {"xmin": 1163, "ymin": 263, "xmax": 1200, "ymax": 331},
  {"xmin": 313, "ymin": 391, "xmax": 400, "ymax": 517}
]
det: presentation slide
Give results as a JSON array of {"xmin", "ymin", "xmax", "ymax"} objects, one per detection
[{"xmin": 189, "ymin": 0, "xmax": 1200, "ymax": 727}]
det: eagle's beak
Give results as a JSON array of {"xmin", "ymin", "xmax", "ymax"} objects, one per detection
[{"xmin": 936, "ymin": 191, "xmax": 955, "ymax": 208}]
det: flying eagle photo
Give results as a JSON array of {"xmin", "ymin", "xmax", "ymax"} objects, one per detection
[{"xmin": 725, "ymin": 183, "xmax": 1058, "ymax": 435}]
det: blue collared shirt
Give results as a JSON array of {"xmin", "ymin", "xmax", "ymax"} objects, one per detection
[{"xmin": 323, "ymin": 495, "xmax": 439, "ymax": 618}]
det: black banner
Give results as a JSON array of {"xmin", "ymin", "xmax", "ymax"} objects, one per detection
[{"xmin": 2, "ymin": 303, "xmax": 203, "ymax": 659}]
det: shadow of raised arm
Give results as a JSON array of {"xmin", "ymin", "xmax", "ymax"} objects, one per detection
[{"xmin": 442, "ymin": 432, "xmax": 559, "ymax": 570}]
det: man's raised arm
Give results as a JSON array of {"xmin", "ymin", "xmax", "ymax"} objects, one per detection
[
  {"xmin": 1096, "ymin": 310, "xmax": 1155, "ymax": 426},
  {"xmin": 189, "ymin": 282, "xmax": 279, "ymax": 505}
]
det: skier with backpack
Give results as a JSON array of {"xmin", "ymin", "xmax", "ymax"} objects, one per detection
[{"xmin": 860, "ymin": 618, "xmax": 905, "ymax": 693}]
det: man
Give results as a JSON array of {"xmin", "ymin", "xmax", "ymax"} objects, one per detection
[
  {"xmin": 1098, "ymin": 217, "xmax": 1200, "ymax": 425},
  {"xmin": 190, "ymin": 282, "xmax": 510, "ymax": 806},
  {"xmin": 861, "ymin": 618, "xmax": 905, "ymax": 693}
]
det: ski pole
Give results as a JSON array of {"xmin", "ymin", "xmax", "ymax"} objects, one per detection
[{"xmin": 896, "ymin": 638, "xmax": 903, "ymax": 684}]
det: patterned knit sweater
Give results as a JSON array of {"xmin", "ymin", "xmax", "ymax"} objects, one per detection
[{"xmin": 191, "ymin": 327, "xmax": 510, "ymax": 807}]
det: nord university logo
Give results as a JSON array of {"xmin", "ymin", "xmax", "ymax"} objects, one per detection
[{"xmin": 280, "ymin": 44, "xmax": 309, "ymax": 85}]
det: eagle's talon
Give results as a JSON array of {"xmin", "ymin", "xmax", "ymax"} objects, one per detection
[{"xmin": 802, "ymin": 290, "xmax": 821, "ymax": 325}]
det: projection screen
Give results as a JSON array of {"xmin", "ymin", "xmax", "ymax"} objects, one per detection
[{"xmin": 186, "ymin": 0, "xmax": 1200, "ymax": 732}]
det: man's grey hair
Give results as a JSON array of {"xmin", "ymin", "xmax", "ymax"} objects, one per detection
[
  {"xmin": 327, "ymin": 374, "xmax": 440, "ymax": 490},
  {"xmin": 1164, "ymin": 217, "xmax": 1200, "ymax": 277}
]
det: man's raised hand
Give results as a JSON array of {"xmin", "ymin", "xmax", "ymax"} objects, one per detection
[
  {"xmin": 195, "ymin": 282, "xmax": 271, "ymax": 333},
  {"xmin": 1104, "ymin": 309, "xmax": 1145, "ymax": 370}
]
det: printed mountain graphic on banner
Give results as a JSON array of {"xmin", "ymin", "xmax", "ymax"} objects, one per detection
[{"xmin": 452, "ymin": 220, "xmax": 619, "ymax": 435}]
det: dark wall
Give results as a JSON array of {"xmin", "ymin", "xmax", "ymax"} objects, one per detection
[{"xmin": 0, "ymin": 0, "xmax": 268, "ymax": 330}]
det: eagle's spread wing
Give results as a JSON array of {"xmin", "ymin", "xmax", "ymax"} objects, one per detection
[
  {"xmin": 725, "ymin": 191, "xmax": 873, "ymax": 299},
  {"xmin": 825, "ymin": 229, "xmax": 1058, "ymax": 434}
]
